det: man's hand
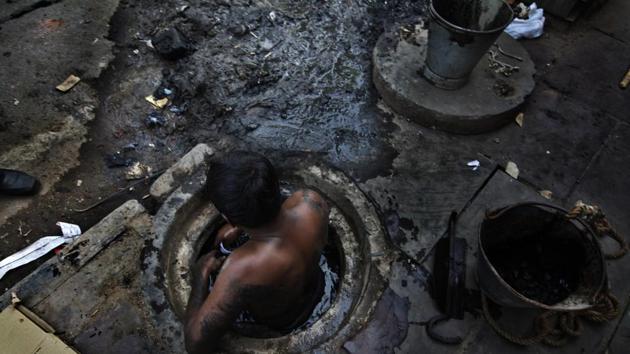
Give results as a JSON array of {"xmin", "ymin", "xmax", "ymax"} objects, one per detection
[
  {"xmin": 185, "ymin": 250, "xmax": 246, "ymax": 354},
  {"xmin": 213, "ymin": 224, "xmax": 242, "ymax": 249},
  {"xmin": 193, "ymin": 250, "xmax": 226, "ymax": 280}
]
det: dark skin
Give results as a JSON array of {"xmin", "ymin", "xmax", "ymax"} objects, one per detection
[{"xmin": 184, "ymin": 189, "xmax": 329, "ymax": 354}]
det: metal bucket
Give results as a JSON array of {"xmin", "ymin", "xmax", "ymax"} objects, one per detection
[
  {"xmin": 478, "ymin": 203, "xmax": 606, "ymax": 311},
  {"xmin": 423, "ymin": 0, "xmax": 514, "ymax": 90}
]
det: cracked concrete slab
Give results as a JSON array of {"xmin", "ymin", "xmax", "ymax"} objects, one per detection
[
  {"xmin": 0, "ymin": 0, "xmax": 64, "ymax": 24},
  {"xmin": 527, "ymin": 29, "xmax": 630, "ymax": 122},
  {"xmin": 568, "ymin": 122, "xmax": 630, "ymax": 353},
  {"xmin": 608, "ymin": 303, "xmax": 630, "ymax": 354},
  {"xmin": 470, "ymin": 84, "xmax": 618, "ymax": 200},
  {"xmin": 568, "ymin": 122, "xmax": 630, "ymax": 239},
  {"xmin": 343, "ymin": 288, "xmax": 410, "ymax": 354},
  {"xmin": 586, "ymin": 0, "xmax": 630, "ymax": 44},
  {"xmin": 361, "ymin": 104, "xmax": 496, "ymax": 262}
]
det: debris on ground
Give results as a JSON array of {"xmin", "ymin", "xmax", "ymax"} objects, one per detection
[
  {"xmin": 488, "ymin": 51, "xmax": 519, "ymax": 77},
  {"xmin": 514, "ymin": 3, "xmax": 529, "ymax": 19},
  {"xmin": 268, "ymin": 11, "xmax": 278, "ymax": 24},
  {"xmin": 104, "ymin": 152, "xmax": 133, "ymax": 168},
  {"xmin": 39, "ymin": 18, "xmax": 65, "ymax": 33},
  {"xmin": 467, "ymin": 160, "xmax": 480, "ymax": 171},
  {"xmin": 229, "ymin": 24, "xmax": 250, "ymax": 37},
  {"xmin": 151, "ymin": 27, "xmax": 191, "ymax": 60},
  {"xmin": 122, "ymin": 143, "xmax": 138, "ymax": 151},
  {"xmin": 145, "ymin": 111, "xmax": 166, "ymax": 127},
  {"xmin": 145, "ymin": 94, "xmax": 169, "ymax": 109},
  {"xmin": 0, "ymin": 169, "xmax": 41, "ymax": 196},
  {"xmin": 515, "ymin": 112, "xmax": 524, "ymax": 127},
  {"xmin": 505, "ymin": 3, "xmax": 545, "ymax": 40},
  {"xmin": 140, "ymin": 38, "xmax": 154, "ymax": 49},
  {"xmin": 506, "ymin": 161, "xmax": 519, "ymax": 179},
  {"xmin": 620, "ymin": 67, "xmax": 630, "ymax": 89},
  {"xmin": 260, "ymin": 38, "xmax": 274, "ymax": 51},
  {"xmin": 125, "ymin": 162, "xmax": 152, "ymax": 180},
  {"xmin": 0, "ymin": 222, "xmax": 81, "ymax": 281},
  {"xmin": 169, "ymin": 105, "xmax": 184, "ymax": 114},
  {"xmin": 73, "ymin": 169, "xmax": 164, "ymax": 212},
  {"xmin": 55, "ymin": 74, "xmax": 81, "ymax": 92}
]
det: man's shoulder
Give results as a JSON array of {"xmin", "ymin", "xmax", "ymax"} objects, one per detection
[{"xmin": 285, "ymin": 189, "xmax": 329, "ymax": 218}]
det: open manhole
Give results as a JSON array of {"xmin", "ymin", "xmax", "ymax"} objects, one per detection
[{"xmin": 143, "ymin": 162, "xmax": 392, "ymax": 352}]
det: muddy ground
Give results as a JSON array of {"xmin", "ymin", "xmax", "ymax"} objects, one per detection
[{"xmin": 0, "ymin": 0, "xmax": 425, "ymax": 289}]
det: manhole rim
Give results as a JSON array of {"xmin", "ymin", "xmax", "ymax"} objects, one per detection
[{"xmin": 144, "ymin": 162, "xmax": 393, "ymax": 352}]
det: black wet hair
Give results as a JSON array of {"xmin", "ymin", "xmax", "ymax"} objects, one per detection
[{"xmin": 205, "ymin": 151, "xmax": 282, "ymax": 228}]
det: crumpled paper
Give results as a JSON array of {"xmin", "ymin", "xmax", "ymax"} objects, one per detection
[{"xmin": 0, "ymin": 222, "xmax": 81, "ymax": 281}]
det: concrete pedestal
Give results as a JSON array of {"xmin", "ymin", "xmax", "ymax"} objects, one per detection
[{"xmin": 373, "ymin": 25, "xmax": 536, "ymax": 134}]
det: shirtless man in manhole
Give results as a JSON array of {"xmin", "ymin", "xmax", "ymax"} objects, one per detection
[{"xmin": 184, "ymin": 151, "xmax": 329, "ymax": 354}]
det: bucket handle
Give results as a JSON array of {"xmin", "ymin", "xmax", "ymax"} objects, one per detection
[
  {"xmin": 486, "ymin": 201, "xmax": 627, "ymax": 259},
  {"xmin": 487, "ymin": 202, "xmax": 598, "ymax": 242}
]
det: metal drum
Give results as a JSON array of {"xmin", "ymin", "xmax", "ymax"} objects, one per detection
[{"xmin": 478, "ymin": 202, "xmax": 606, "ymax": 311}]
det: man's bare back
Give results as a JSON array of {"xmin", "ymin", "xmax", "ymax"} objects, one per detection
[
  {"xmin": 215, "ymin": 189, "xmax": 329, "ymax": 328},
  {"xmin": 184, "ymin": 151, "xmax": 329, "ymax": 354}
]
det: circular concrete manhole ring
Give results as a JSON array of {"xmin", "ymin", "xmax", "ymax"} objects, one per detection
[
  {"xmin": 143, "ymin": 162, "xmax": 393, "ymax": 353},
  {"xmin": 373, "ymin": 22, "xmax": 535, "ymax": 134}
]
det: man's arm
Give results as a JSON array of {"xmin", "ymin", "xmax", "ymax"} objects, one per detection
[{"xmin": 184, "ymin": 253, "xmax": 243, "ymax": 354}]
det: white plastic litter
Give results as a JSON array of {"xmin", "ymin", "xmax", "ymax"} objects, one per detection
[
  {"xmin": 506, "ymin": 161, "xmax": 520, "ymax": 179},
  {"xmin": 505, "ymin": 3, "xmax": 545, "ymax": 40},
  {"xmin": 0, "ymin": 222, "xmax": 81, "ymax": 281},
  {"xmin": 467, "ymin": 160, "xmax": 481, "ymax": 171}
]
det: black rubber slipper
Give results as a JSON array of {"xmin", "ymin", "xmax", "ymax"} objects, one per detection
[{"xmin": 0, "ymin": 169, "xmax": 41, "ymax": 196}]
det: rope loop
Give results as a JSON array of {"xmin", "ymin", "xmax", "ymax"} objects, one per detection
[{"xmin": 481, "ymin": 290, "xmax": 620, "ymax": 347}]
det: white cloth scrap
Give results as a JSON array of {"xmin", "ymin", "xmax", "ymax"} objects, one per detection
[
  {"xmin": 467, "ymin": 160, "xmax": 481, "ymax": 171},
  {"xmin": 505, "ymin": 3, "xmax": 545, "ymax": 39},
  {"xmin": 0, "ymin": 222, "xmax": 81, "ymax": 281}
]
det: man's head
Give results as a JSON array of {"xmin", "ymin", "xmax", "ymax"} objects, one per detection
[{"xmin": 205, "ymin": 151, "xmax": 282, "ymax": 228}]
